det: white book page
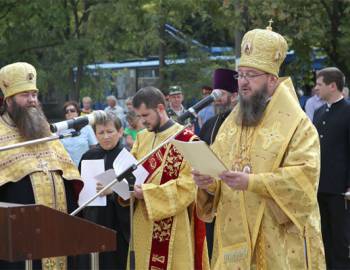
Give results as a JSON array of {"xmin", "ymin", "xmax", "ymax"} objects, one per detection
[
  {"xmin": 113, "ymin": 148, "xmax": 149, "ymax": 186},
  {"xmin": 171, "ymin": 139, "xmax": 227, "ymax": 178},
  {"xmin": 78, "ymin": 159, "xmax": 107, "ymax": 206}
]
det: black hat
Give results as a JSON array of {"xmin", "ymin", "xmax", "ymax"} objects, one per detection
[{"xmin": 213, "ymin": 68, "xmax": 238, "ymax": 93}]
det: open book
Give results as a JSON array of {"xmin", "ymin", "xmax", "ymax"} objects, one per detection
[{"xmin": 171, "ymin": 139, "xmax": 228, "ymax": 178}]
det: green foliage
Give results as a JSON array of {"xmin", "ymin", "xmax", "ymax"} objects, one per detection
[{"xmin": 0, "ymin": 0, "xmax": 349, "ymax": 103}]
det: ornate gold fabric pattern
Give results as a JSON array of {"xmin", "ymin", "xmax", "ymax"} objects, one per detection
[
  {"xmin": 0, "ymin": 115, "xmax": 80, "ymax": 186},
  {"xmin": 30, "ymin": 172, "xmax": 68, "ymax": 270},
  {"xmin": 258, "ymin": 121, "xmax": 284, "ymax": 150},
  {"xmin": 151, "ymin": 254, "xmax": 165, "ymax": 264},
  {"xmin": 0, "ymin": 133, "xmax": 18, "ymax": 143},
  {"xmin": 197, "ymin": 77, "xmax": 325, "ymax": 269},
  {"xmin": 255, "ymin": 232, "xmax": 266, "ymax": 270},
  {"xmin": 163, "ymin": 146, "xmax": 183, "ymax": 178},
  {"xmin": 240, "ymin": 28, "xmax": 288, "ymax": 76},
  {"xmin": 0, "ymin": 62, "xmax": 38, "ymax": 98},
  {"xmin": 152, "ymin": 217, "xmax": 172, "ymax": 242},
  {"xmin": 223, "ymin": 247, "xmax": 248, "ymax": 264},
  {"xmin": 130, "ymin": 123, "xmax": 198, "ymax": 269},
  {"xmin": 0, "ymin": 149, "xmax": 73, "ymax": 169},
  {"xmin": 233, "ymin": 126, "xmax": 256, "ymax": 172}
]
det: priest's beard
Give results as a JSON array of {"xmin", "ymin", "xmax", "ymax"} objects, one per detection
[
  {"xmin": 214, "ymin": 96, "xmax": 232, "ymax": 115},
  {"xmin": 10, "ymin": 100, "xmax": 51, "ymax": 140},
  {"xmin": 144, "ymin": 111, "xmax": 161, "ymax": 132},
  {"xmin": 236, "ymin": 85, "xmax": 269, "ymax": 127}
]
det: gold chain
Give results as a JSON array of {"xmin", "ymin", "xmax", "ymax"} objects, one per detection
[{"xmin": 233, "ymin": 125, "xmax": 255, "ymax": 172}]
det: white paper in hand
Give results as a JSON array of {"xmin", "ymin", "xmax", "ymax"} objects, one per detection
[
  {"xmin": 113, "ymin": 148, "xmax": 149, "ymax": 185},
  {"xmin": 78, "ymin": 159, "xmax": 107, "ymax": 206},
  {"xmin": 95, "ymin": 169, "xmax": 130, "ymax": 200}
]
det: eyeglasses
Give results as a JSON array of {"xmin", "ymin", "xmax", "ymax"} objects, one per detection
[
  {"xmin": 234, "ymin": 72, "xmax": 268, "ymax": 80},
  {"xmin": 65, "ymin": 108, "xmax": 77, "ymax": 114}
]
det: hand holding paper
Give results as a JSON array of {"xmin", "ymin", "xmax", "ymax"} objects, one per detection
[
  {"xmin": 191, "ymin": 169, "xmax": 216, "ymax": 190},
  {"xmin": 95, "ymin": 168, "xmax": 131, "ymax": 200},
  {"xmin": 96, "ymin": 182, "xmax": 113, "ymax": 196},
  {"xmin": 94, "ymin": 148, "xmax": 149, "ymax": 200}
]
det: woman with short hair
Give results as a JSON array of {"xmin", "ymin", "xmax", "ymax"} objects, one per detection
[{"xmin": 79, "ymin": 113, "xmax": 130, "ymax": 270}]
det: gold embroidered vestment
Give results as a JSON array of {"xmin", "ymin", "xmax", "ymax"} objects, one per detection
[{"xmin": 197, "ymin": 78, "xmax": 325, "ymax": 270}]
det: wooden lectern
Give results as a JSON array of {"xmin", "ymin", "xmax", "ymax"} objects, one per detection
[{"xmin": 0, "ymin": 202, "xmax": 116, "ymax": 270}]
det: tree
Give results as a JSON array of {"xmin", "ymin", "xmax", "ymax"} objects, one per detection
[
  {"xmin": 0, "ymin": 0, "xmax": 349, "ymax": 106},
  {"xmin": 222, "ymin": 0, "xmax": 350, "ymax": 85}
]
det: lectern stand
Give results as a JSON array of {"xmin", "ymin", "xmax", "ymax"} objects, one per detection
[{"xmin": 0, "ymin": 202, "xmax": 116, "ymax": 270}]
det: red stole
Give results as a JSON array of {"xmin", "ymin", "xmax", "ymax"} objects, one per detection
[{"xmin": 142, "ymin": 128, "xmax": 206, "ymax": 270}]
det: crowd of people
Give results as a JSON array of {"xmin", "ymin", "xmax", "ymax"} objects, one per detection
[{"xmin": 1, "ymin": 22, "xmax": 350, "ymax": 270}]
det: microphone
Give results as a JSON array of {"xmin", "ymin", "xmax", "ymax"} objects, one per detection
[
  {"xmin": 177, "ymin": 89, "xmax": 222, "ymax": 123},
  {"xmin": 50, "ymin": 110, "xmax": 107, "ymax": 133}
]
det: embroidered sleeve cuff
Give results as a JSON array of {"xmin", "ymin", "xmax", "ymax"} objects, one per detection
[
  {"xmin": 141, "ymin": 182, "xmax": 178, "ymax": 221},
  {"xmin": 247, "ymin": 174, "xmax": 256, "ymax": 191},
  {"xmin": 247, "ymin": 174, "xmax": 269, "ymax": 197}
]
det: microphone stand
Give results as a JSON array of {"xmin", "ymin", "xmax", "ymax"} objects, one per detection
[
  {"xmin": 0, "ymin": 131, "xmax": 81, "ymax": 152},
  {"xmin": 70, "ymin": 121, "xmax": 194, "ymax": 270}
]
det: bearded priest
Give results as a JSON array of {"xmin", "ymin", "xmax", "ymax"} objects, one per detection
[{"xmin": 193, "ymin": 23, "xmax": 325, "ymax": 269}]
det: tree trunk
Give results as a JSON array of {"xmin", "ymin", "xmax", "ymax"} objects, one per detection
[
  {"xmin": 67, "ymin": 0, "xmax": 92, "ymax": 101},
  {"xmin": 158, "ymin": 22, "xmax": 166, "ymax": 91},
  {"xmin": 322, "ymin": 0, "xmax": 349, "ymax": 84},
  {"xmin": 158, "ymin": 1, "xmax": 167, "ymax": 91},
  {"xmin": 70, "ymin": 54, "xmax": 84, "ymax": 101}
]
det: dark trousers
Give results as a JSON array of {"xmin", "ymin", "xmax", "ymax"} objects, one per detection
[
  {"xmin": 205, "ymin": 218, "xmax": 215, "ymax": 262},
  {"xmin": 318, "ymin": 193, "xmax": 350, "ymax": 269}
]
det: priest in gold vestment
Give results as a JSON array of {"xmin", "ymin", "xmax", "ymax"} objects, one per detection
[
  {"xmin": 193, "ymin": 24, "xmax": 326, "ymax": 269},
  {"xmin": 130, "ymin": 86, "xmax": 209, "ymax": 270},
  {"xmin": 0, "ymin": 62, "xmax": 82, "ymax": 270}
]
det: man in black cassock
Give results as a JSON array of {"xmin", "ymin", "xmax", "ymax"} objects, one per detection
[{"xmin": 313, "ymin": 67, "xmax": 350, "ymax": 269}]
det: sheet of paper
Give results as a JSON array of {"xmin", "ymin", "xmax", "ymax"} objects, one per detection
[
  {"xmin": 113, "ymin": 148, "xmax": 149, "ymax": 185},
  {"xmin": 171, "ymin": 139, "xmax": 228, "ymax": 178},
  {"xmin": 78, "ymin": 159, "xmax": 106, "ymax": 206},
  {"xmin": 96, "ymin": 169, "xmax": 130, "ymax": 200}
]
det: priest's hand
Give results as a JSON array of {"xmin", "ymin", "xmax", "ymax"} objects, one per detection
[
  {"xmin": 134, "ymin": 184, "xmax": 144, "ymax": 200},
  {"xmin": 192, "ymin": 169, "xmax": 215, "ymax": 190},
  {"xmin": 219, "ymin": 170, "xmax": 249, "ymax": 190},
  {"xmin": 96, "ymin": 182, "xmax": 113, "ymax": 196}
]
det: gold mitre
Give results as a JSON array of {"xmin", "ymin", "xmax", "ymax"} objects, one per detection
[
  {"xmin": 0, "ymin": 62, "xmax": 38, "ymax": 99},
  {"xmin": 239, "ymin": 21, "xmax": 288, "ymax": 77}
]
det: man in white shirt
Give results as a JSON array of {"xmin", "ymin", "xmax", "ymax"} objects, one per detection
[
  {"xmin": 104, "ymin": 95, "xmax": 125, "ymax": 126},
  {"xmin": 305, "ymin": 86, "xmax": 325, "ymax": 121}
]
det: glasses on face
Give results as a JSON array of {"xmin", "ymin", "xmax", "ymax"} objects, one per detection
[
  {"xmin": 234, "ymin": 72, "xmax": 268, "ymax": 80},
  {"xmin": 65, "ymin": 108, "xmax": 77, "ymax": 114}
]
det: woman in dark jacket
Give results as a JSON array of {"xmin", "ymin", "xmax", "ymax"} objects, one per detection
[{"xmin": 79, "ymin": 113, "xmax": 130, "ymax": 270}]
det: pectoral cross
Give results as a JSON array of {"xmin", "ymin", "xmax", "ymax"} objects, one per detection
[
  {"xmin": 38, "ymin": 160, "xmax": 49, "ymax": 174},
  {"xmin": 44, "ymin": 259, "xmax": 56, "ymax": 270}
]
